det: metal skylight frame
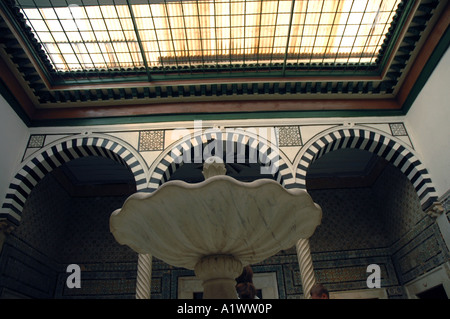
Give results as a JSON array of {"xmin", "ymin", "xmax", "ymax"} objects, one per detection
[{"xmin": 11, "ymin": 0, "xmax": 404, "ymax": 84}]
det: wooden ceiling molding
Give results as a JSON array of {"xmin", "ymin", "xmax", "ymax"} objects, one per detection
[{"xmin": 0, "ymin": 0, "xmax": 448, "ymax": 126}]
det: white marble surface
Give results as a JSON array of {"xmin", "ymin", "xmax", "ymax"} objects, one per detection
[{"xmin": 110, "ymin": 175, "xmax": 322, "ymax": 270}]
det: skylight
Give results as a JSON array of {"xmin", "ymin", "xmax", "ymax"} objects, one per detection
[{"xmin": 17, "ymin": 0, "xmax": 401, "ymax": 73}]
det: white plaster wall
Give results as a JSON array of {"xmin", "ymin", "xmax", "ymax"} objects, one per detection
[
  {"xmin": 0, "ymin": 95, "xmax": 29, "ymax": 207},
  {"xmin": 405, "ymin": 47, "xmax": 450, "ymax": 197}
]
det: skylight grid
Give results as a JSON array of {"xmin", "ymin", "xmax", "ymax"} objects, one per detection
[{"xmin": 17, "ymin": 0, "xmax": 401, "ymax": 73}]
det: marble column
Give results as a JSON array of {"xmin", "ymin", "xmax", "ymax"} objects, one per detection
[
  {"xmin": 136, "ymin": 253, "xmax": 152, "ymax": 299},
  {"xmin": 296, "ymin": 238, "xmax": 316, "ymax": 299}
]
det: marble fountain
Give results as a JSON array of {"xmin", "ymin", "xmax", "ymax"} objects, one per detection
[{"xmin": 110, "ymin": 156, "xmax": 322, "ymax": 299}]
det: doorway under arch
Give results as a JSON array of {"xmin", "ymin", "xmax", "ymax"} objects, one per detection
[
  {"xmin": 0, "ymin": 154, "xmax": 141, "ymax": 298},
  {"xmin": 303, "ymin": 147, "xmax": 448, "ymax": 297},
  {"xmin": 295, "ymin": 126, "xmax": 439, "ymax": 211}
]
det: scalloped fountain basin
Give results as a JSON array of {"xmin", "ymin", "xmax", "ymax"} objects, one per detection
[{"xmin": 110, "ymin": 160, "xmax": 322, "ymax": 298}]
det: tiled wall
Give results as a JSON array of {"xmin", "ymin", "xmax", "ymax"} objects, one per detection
[
  {"xmin": 0, "ymin": 173, "xmax": 137, "ymax": 298},
  {"xmin": 309, "ymin": 188, "xmax": 390, "ymax": 251},
  {"xmin": 373, "ymin": 164, "xmax": 425, "ymax": 244},
  {"xmin": 373, "ymin": 164, "xmax": 449, "ymax": 285}
]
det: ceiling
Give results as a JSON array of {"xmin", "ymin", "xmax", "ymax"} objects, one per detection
[{"xmin": 0, "ymin": 0, "xmax": 448, "ymax": 127}]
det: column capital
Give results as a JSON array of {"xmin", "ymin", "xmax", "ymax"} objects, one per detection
[
  {"xmin": 0, "ymin": 219, "xmax": 15, "ymax": 234},
  {"xmin": 0, "ymin": 219, "xmax": 16, "ymax": 253},
  {"xmin": 426, "ymin": 201, "xmax": 444, "ymax": 219}
]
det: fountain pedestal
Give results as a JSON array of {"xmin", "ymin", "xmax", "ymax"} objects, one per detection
[{"xmin": 194, "ymin": 255, "xmax": 242, "ymax": 299}]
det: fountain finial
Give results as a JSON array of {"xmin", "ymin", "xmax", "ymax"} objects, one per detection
[{"xmin": 202, "ymin": 156, "xmax": 226, "ymax": 179}]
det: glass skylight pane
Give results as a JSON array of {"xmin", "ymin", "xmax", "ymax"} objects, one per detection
[{"xmin": 17, "ymin": 0, "xmax": 401, "ymax": 73}]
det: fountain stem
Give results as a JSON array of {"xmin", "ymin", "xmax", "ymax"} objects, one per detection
[{"xmin": 194, "ymin": 255, "xmax": 243, "ymax": 299}]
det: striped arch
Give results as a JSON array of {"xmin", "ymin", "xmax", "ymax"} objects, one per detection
[
  {"xmin": 146, "ymin": 129, "xmax": 295, "ymax": 193},
  {"xmin": 1, "ymin": 133, "xmax": 148, "ymax": 226},
  {"xmin": 294, "ymin": 125, "xmax": 439, "ymax": 211}
]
